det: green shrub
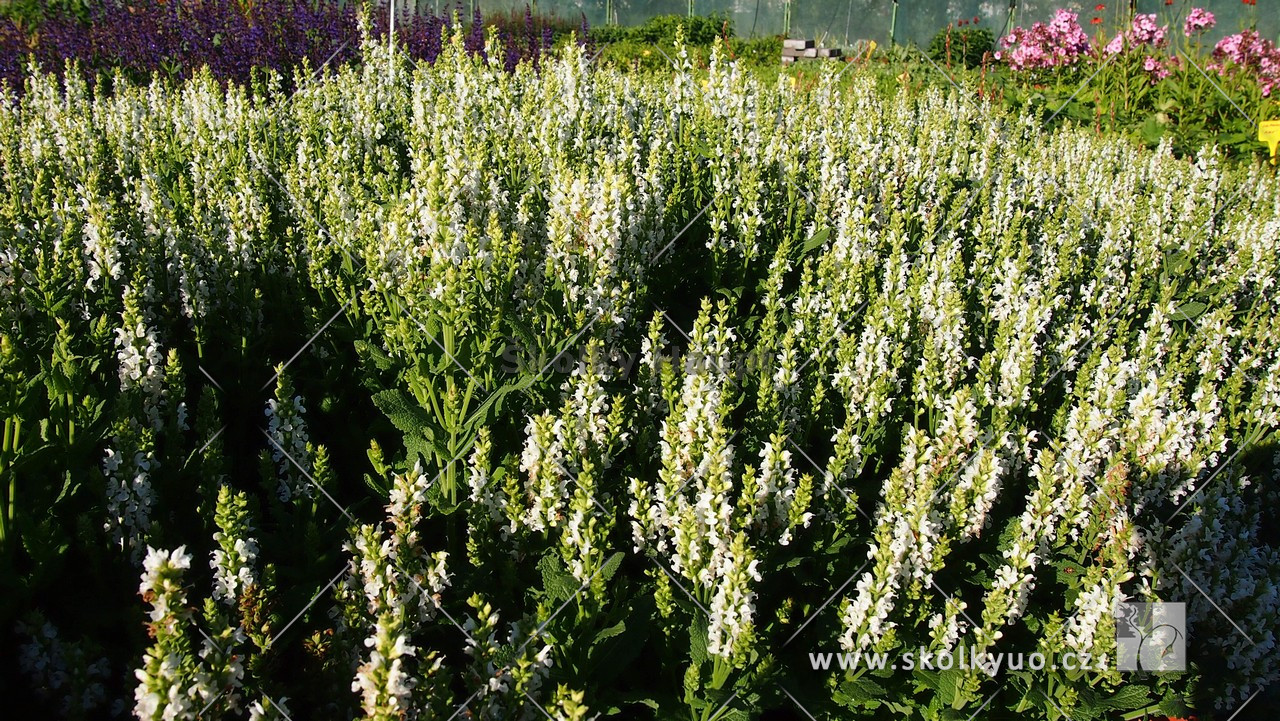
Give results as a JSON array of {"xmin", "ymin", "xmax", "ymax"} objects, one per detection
[
  {"xmin": 927, "ymin": 25, "xmax": 994, "ymax": 68},
  {"xmin": 590, "ymin": 12, "xmax": 731, "ymax": 47},
  {"xmin": 728, "ymin": 35, "xmax": 783, "ymax": 68}
]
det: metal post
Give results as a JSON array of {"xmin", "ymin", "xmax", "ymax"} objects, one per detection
[
  {"xmin": 889, "ymin": 0, "xmax": 899, "ymax": 47},
  {"xmin": 784, "ymin": 0, "xmax": 792, "ymax": 38}
]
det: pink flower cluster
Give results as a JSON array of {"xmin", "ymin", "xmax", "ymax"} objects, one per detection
[
  {"xmin": 1183, "ymin": 8, "xmax": 1216, "ymax": 37},
  {"xmin": 1211, "ymin": 30, "xmax": 1280, "ymax": 97},
  {"xmin": 1143, "ymin": 56, "xmax": 1171, "ymax": 83},
  {"xmin": 995, "ymin": 9, "xmax": 1092, "ymax": 70},
  {"xmin": 1104, "ymin": 13, "xmax": 1169, "ymax": 56}
]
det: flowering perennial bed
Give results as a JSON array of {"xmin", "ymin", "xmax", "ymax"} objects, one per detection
[{"xmin": 3, "ymin": 29, "xmax": 1279, "ymax": 721}]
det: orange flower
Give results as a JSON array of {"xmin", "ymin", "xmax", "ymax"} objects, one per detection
[{"xmin": 1091, "ymin": 16, "xmax": 1103, "ymax": 24}]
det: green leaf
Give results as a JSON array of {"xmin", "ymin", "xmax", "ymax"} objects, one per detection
[
  {"xmin": 538, "ymin": 552, "xmax": 578, "ymax": 603},
  {"xmin": 836, "ymin": 675, "xmax": 886, "ymax": 704},
  {"xmin": 1155, "ymin": 694, "xmax": 1192, "ymax": 717},
  {"xmin": 802, "ymin": 227, "xmax": 831, "ymax": 254},
  {"xmin": 1101, "ymin": 685, "xmax": 1152, "ymax": 711},
  {"xmin": 464, "ymin": 376, "xmax": 531, "ymax": 432},
  {"xmin": 372, "ymin": 388, "xmax": 437, "ymax": 438},
  {"xmin": 362, "ymin": 472, "xmax": 390, "ymax": 498},
  {"xmin": 1139, "ymin": 115, "xmax": 1165, "ymax": 145},
  {"xmin": 689, "ymin": 617, "xmax": 709, "ymax": 667},
  {"xmin": 599, "ymin": 551, "xmax": 625, "ymax": 584},
  {"xmin": 594, "ymin": 619, "xmax": 626, "ymax": 645},
  {"xmin": 1172, "ymin": 301, "xmax": 1207, "ymax": 321}
]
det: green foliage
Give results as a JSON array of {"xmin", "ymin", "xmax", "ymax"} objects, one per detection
[
  {"xmin": 591, "ymin": 12, "xmax": 731, "ymax": 46},
  {"xmin": 928, "ymin": 25, "xmax": 995, "ymax": 68},
  {"xmin": 2, "ymin": 24, "xmax": 1277, "ymax": 721}
]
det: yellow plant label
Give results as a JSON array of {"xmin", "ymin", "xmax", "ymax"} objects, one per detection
[{"xmin": 1261, "ymin": 121, "xmax": 1280, "ymax": 165}]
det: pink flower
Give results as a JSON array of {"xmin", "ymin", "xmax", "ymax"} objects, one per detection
[
  {"xmin": 1143, "ymin": 56, "xmax": 1170, "ymax": 82},
  {"xmin": 1105, "ymin": 33, "xmax": 1125, "ymax": 55},
  {"xmin": 1212, "ymin": 30, "xmax": 1280, "ymax": 97},
  {"xmin": 1128, "ymin": 14, "xmax": 1168, "ymax": 47},
  {"xmin": 998, "ymin": 10, "xmax": 1092, "ymax": 70},
  {"xmin": 1184, "ymin": 8, "xmax": 1216, "ymax": 37}
]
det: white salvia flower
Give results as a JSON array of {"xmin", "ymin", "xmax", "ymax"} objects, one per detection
[
  {"xmin": 248, "ymin": 697, "xmax": 292, "ymax": 721},
  {"xmin": 102, "ymin": 442, "xmax": 155, "ymax": 560},
  {"xmin": 347, "ymin": 461, "xmax": 452, "ymax": 717},
  {"xmin": 210, "ymin": 486, "xmax": 260, "ymax": 605},
  {"xmin": 264, "ymin": 391, "xmax": 312, "ymax": 503}
]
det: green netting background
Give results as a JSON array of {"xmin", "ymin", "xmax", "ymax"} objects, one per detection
[{"xmin": 427, "ymin": 1, "xmax": 1278, "ymax": 51}]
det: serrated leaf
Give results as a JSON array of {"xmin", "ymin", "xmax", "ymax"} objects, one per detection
[
  {"xmin": 837, "ymin": 676, "xmax": 886, "ymax": 703},
  {"xmin": 363, "ymin": 472, "xmax": 390, "ymax": 498},
  {"xmin": 1156, "ymin": 694, "xmax": 1192, "ymax": 717},
  {"xmin": 599, "ymin": 551, "xmax": 624, "ymax": 584},
  {"xmin": 1102, "ymin": 685, "xmax": 1152, "ymax": 711},
  {"xmin": 372, "ymin": 388, "xmax": 437, "ymax": 438},
  {"xmin": 689, "ymin": 618, "xmax": 709, "ymax": 667},
  {"xmin": 354, "ymin": 339, "xmax": 394, "ymax": 371},
  {"xmin": 538, "ymin": 552, "xmax": 578, "ymax": 603}
]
